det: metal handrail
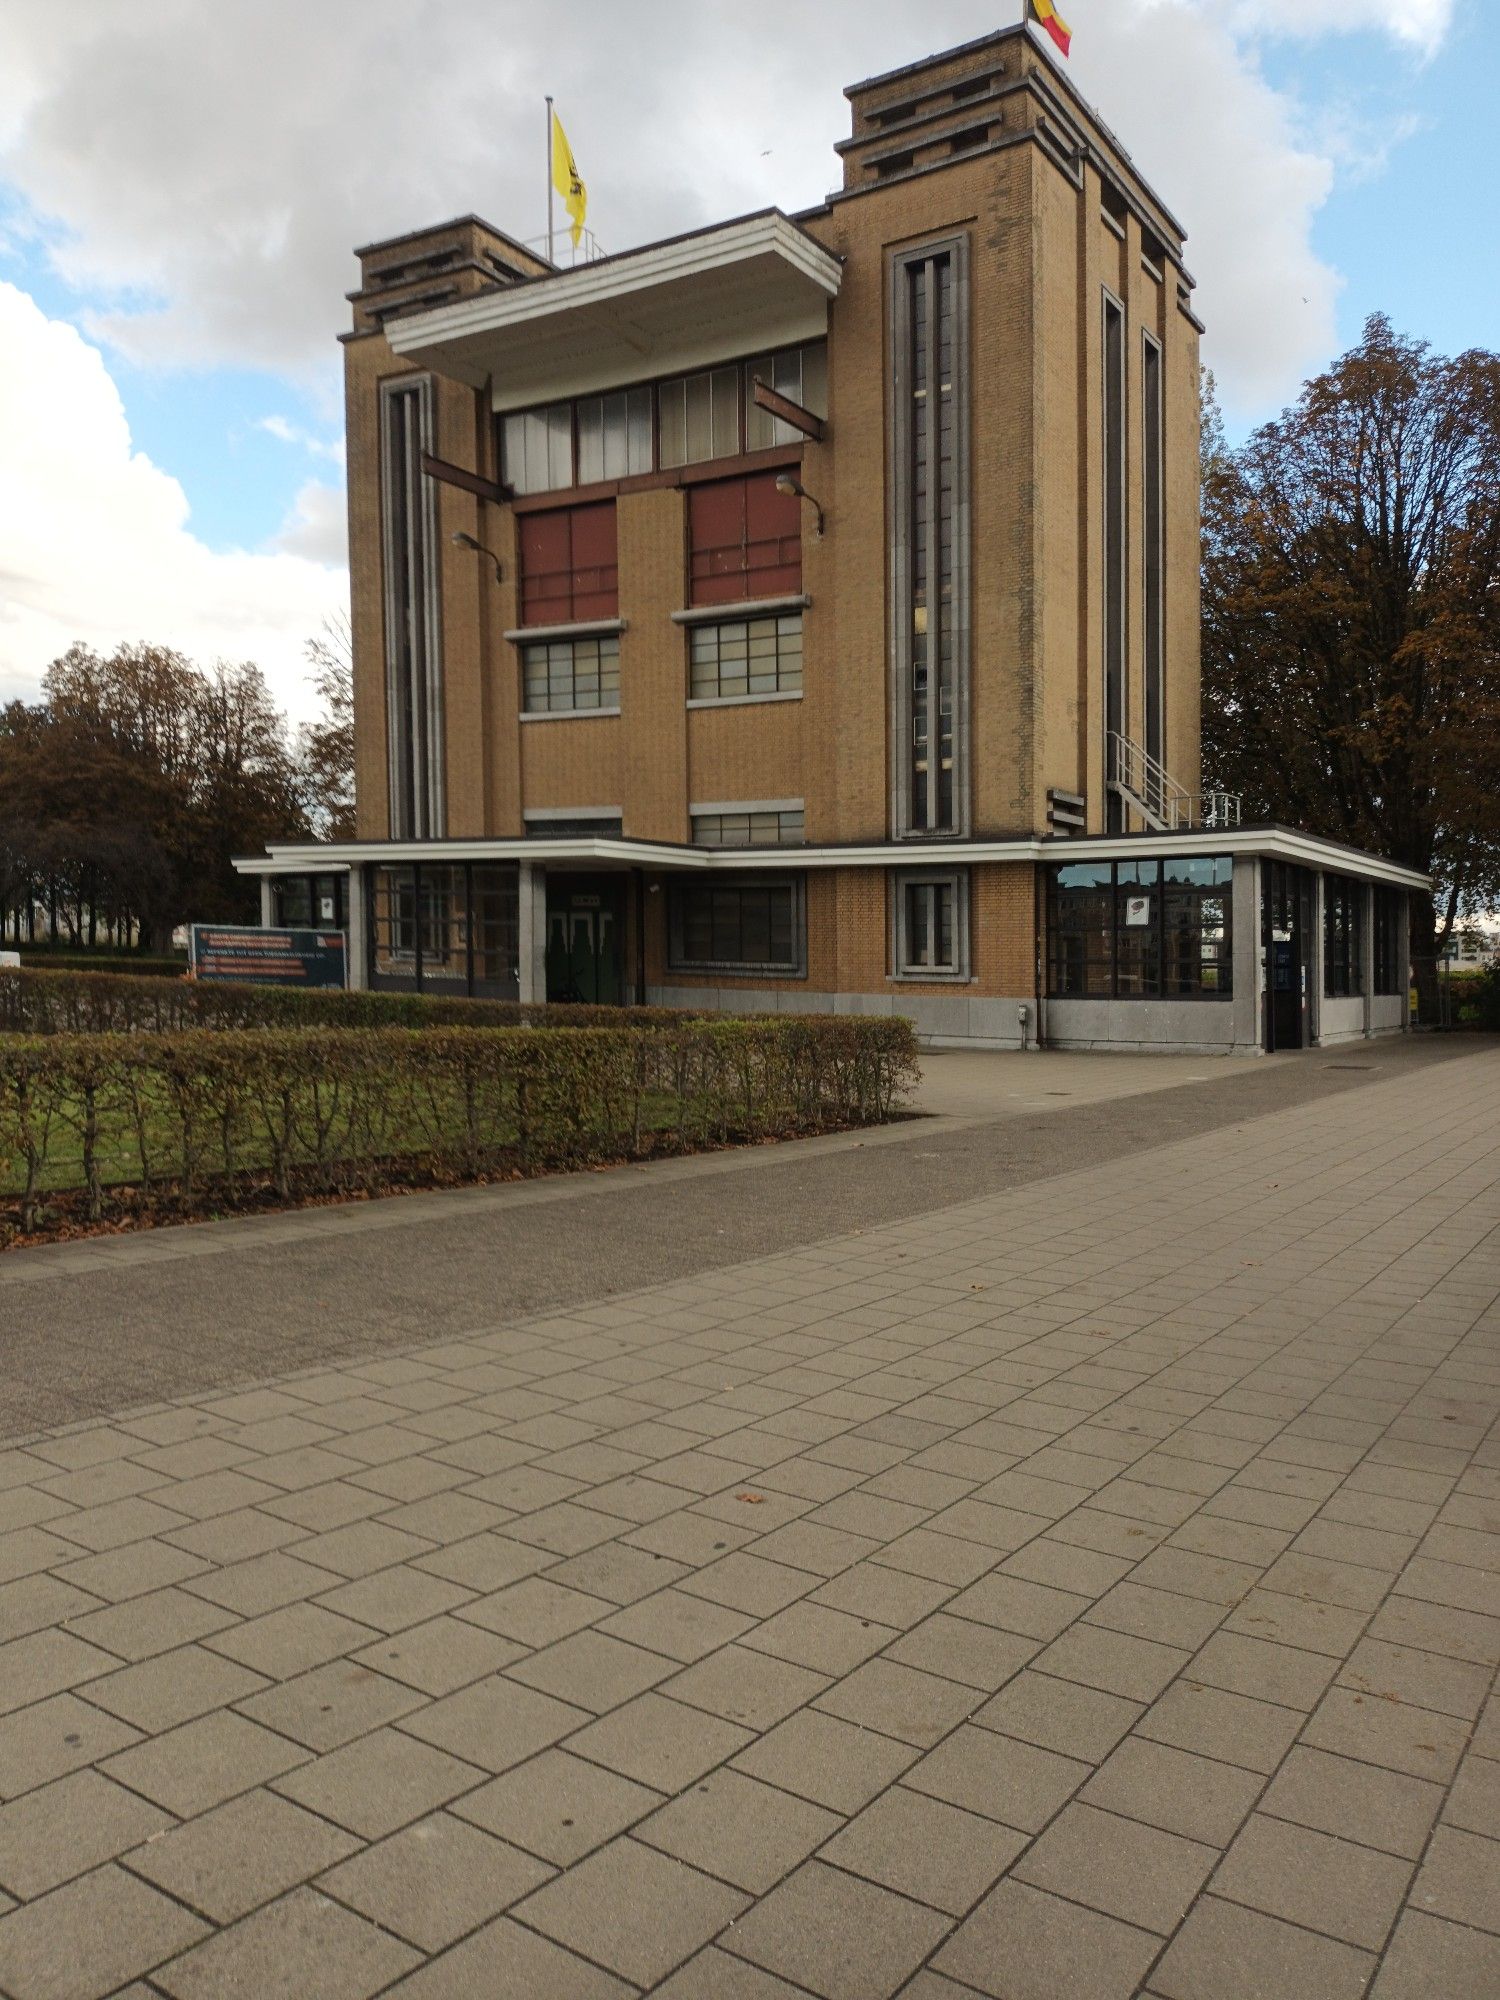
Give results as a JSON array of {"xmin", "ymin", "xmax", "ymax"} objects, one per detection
[{"xmin": 1108, "ymin": 731, "xmax": 1241, "ymax": 831}]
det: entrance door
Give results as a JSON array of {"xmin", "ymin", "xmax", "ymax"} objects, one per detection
[
  {"xmin": 1263, "ymin": 862, "xmax": 1313, "ymax": 1051},
  {"xmin": 545, "ymin": 881, "xmax": 623, "ymax": 1004}
]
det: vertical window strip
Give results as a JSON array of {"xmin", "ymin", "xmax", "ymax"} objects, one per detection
[
  {"xmin": 1143, "ymin": 332, "xmax": 1164, "ymax": 770},
  {"xmin": 1103, "ymin": 295, "xmax": 1126, "ymax": 829},
  {"xmin": 380, "ymin": 376, "xmax": 443, "ymax": 839},
  {"xmin": 894, "ymin": 241, "xmax": 966, "ymax": 837}
]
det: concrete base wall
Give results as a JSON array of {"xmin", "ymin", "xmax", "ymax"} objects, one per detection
[
  {"xmin": 1371, "ymin": 996, "xmax": 1405, "ymax": 1032},
  {"xmin": 1318, "ymin": 997, "xmax": 1367, "ymax": 1046},
  {"xmin": 1043, "ymin": 998, "xmax": 1253, "ymax": 1055},
  {"xmin": 644, "ymin": 985, "xmax": 1034, "ymax": 1048}
]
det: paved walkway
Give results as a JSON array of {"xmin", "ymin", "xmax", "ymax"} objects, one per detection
[
  {"xmin": 0, "ymin": 1038, "xmax": 1476, "ymax": 1437},
  {"xmin": 0, "ymin": 1045, "xmax": 1496, "ymax": 1997}
]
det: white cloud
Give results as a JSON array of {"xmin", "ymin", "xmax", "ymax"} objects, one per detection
[
  {"xmin": 0, "ymin": 0, "xmax": 1453, "ymax": 426},
  {"xmin": 273, "ymin": 480, "xmax": 348, "ymax": 568},
  {"xmin": 1220, "ymin": 0, "xmax": 1453, "ymax": 46},
  {"xmin": 256, "ymin": 414, "xmax": 345, "ymax": 463},
  {"xmin": 0, "ymin": 282, "xmax": 345, "ymax": 720}
]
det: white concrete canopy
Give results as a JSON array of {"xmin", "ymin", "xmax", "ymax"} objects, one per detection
[
  {"xmin": 385, "ymin": 210, "xmax": 843, "ymax": 408},
  {"xmin": 233, "ymin": 826, "xmax": 1430, "ymax": 891}
]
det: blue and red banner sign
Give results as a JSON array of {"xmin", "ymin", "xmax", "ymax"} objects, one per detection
[{"xmin": 189, "ymin": 925, "xmax": 347, "ymax": 988}]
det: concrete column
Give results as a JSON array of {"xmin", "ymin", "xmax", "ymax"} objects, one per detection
[
  {"xmin": 1230, "ymin": 856, "xmax": 1260, "ymax": 1052},
  {"xmin": 1310, "ymin": 872, "xmax": 1326, "ymax": 1046},
  {"xmin": 258, "ymin": 879, "xmax": 274, "ymax": 927},
  {"xmin": 517, "ymin": 863, "xmax": 547, "ymax": 1005},
  {"xmin": 344, "ymin": 866, "xmax": 368, "ymax": 991},
  {"xmin": 1361, "ymin": 881, "xmax": 1376, "ymax": 1038}
]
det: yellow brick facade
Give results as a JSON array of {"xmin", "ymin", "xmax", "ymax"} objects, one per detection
[{"xmin": 336, "ymin": 28, "xmax": 1207, "ymax": 1037}]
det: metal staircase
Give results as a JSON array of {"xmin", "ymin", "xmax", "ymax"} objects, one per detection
[{"xmin": 1108, "ymin": 731, "xmax": 1241, "ymax": 832}]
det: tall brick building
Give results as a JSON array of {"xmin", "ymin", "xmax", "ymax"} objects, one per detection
[{"xmin": 239, "ymin": 25, "xmax": 1422, "ymax": 1052}]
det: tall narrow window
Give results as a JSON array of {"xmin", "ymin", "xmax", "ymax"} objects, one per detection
[
  {"xmin": 1103, "ymin": 295, "xmax": 1125, "ymax": 832},
  {"xmin": 380, "ymin": 375, "xmax": 443, "ymax": 839},
  {"xmin": 1142, "ymin": 332, "xmax": 1164, "ymax": 771},
  {"xmin": 893, "ymin": 239, "xmax": 968, "ymax": 836}
]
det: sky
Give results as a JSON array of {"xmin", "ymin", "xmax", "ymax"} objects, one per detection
[{"xmin": 0, "ymin": 0, "xmax": 1492, "ymax": 723}]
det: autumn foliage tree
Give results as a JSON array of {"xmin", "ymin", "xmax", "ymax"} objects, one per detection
[
  {"xmin": 1202, "ymin": 317, "xmax": 1500, "ymax": 1016},
  {"xmin": 0, "ymin": 644, "xmax": 307, "ymax": 949},
  {"xmin": 297, "ymin": 614, "xmax": 356, "ymax": 841}
]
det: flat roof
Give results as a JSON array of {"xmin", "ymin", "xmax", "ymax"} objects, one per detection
[
  {"xmin": 385, "ymin": 209, "xmax": 842, "ymax": 406},
  {"xmin": 236, "ymin": 828, "xmax": 1429, "ymax": 893}
]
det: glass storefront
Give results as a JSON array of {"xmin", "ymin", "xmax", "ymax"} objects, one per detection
[
  {"xmin": 368, "ymin": 861, "xmax": 520, "ymax": 999},
  {"xmin": 1048, "ymin": 856, "xmax": 1233, "ymax": 999},
  {"xmin": 272, "ymin": 872, "xmax": 348, "ymax": 932}
]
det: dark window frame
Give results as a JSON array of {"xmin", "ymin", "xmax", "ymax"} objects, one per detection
[
  {"xmin": 1047, "ymin": 857, "xmax": 1234, "ymax": 1000},
  {"xmin": 891, "ymin": 867, "xmax": 970, "ymax": 981},
  {"xmin": 368, "ymin": 860, "xmax": 519, "ymax": 999},
  {"xmin": 667, "ymin": 874, "xmax": 807, "ymax": 977},
  {"xmin": 1373, "ymin": 887, "xmax": 1405, "ymax": 996},
  {"xmin": 1323, "ymin": 874, "xmax": 1365, "ymax": 998}
]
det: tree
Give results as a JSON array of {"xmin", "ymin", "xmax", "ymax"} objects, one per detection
[
  {"xmin": 0, "ymin": 643, "xmax": 308, "ymax": 948},
  {"xmin": 297, "ymin": 614, "xmax": 356, "ymax": 841},
  {"xmin": 1202, "ymin": 317, "xmax": 1500, "ymax": 1018}
]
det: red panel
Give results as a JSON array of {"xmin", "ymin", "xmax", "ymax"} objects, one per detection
[
  {"xmin": 689, "ymin": 474, "xmax": 800, "ymax": 606},
  {"xmin": 519, "ymin": 503, "xmax": 618, "ymax": 624},
  {"xmin": 519, "ymin": 510, "xmax": 572, "ymax": 625},
  {"xmin": 743, "ymin": 472, "xmax": 802, "ymax": 597},
  {"xmin": 568, "ymin": 502, "xmax": 619, "ymax": 620}
]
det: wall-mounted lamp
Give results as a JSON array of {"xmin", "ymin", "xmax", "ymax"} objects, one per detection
[
  {"xmin": 451, "ymin": 530, "xmax": 503, "ymax": 584},
  {"xmin": 774, "ymin": 471, "xmax": 825, "ymax": 539}
]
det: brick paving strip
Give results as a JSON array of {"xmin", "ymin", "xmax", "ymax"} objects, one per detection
[{"xmin": 0, "ymin": 1046, "xmax": 1494, "ymax": 1997}]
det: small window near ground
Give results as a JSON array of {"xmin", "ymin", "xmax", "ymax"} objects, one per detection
[
  {"xmin": 668, "ymin": 878, "xmax": 805, "ymax": 974},
  {"xmin": 893, "ymin": 869, "xmax": 968, "ymax": 978}
]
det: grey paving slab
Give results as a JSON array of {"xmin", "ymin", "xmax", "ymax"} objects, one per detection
[{"xmin": 0, "ymin": 1042, "xmax": 1494, "ymax": 1993}]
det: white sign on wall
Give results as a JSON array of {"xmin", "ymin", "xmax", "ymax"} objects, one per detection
[{"xmin": 1124, "ymin": 895, "xmax": 1152, "ymax": 927}]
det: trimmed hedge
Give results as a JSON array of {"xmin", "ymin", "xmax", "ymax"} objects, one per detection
[
  {"xmin": 0, "ymin": 966, "xmax": 694, "ymax": 1037},
  {"xmin": 16, "ymin": 951, "xmax": 187, "ymax": 979},
  {"xmin": 1455, "ymin": 965, "xmax": 1500, "ymax": 1031},
  {"xmin": 0, "ymin": 1017, "xmax": 919, "ymax": 1239}
]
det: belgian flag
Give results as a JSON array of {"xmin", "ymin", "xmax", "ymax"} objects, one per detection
[{"xmin": 1028, "ymin": 0, "xmax": 1072, "ymax": 58}]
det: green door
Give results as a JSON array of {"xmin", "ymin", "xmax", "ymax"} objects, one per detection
[{"xmin": 544, "ymin": 887, "xmax": 623, "ymax": 1004}]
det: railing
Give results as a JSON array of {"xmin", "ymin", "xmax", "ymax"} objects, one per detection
[
  {"xmin": 1108, "ymin": 731, "xmax": 1241, "ymax": 832},
  {"xmin": 519, "ymin": 226, "xmax": 607, "ymax": 268}
]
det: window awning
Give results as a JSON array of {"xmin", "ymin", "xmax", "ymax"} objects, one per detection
[{"xmin": 384, "ymin": 210, "xmax": 843, "ymax": 411}]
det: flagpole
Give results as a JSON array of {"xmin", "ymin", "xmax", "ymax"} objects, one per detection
[{"xmin": 545, "ymin": 95, "xmax": 555, "ymax": 265}]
